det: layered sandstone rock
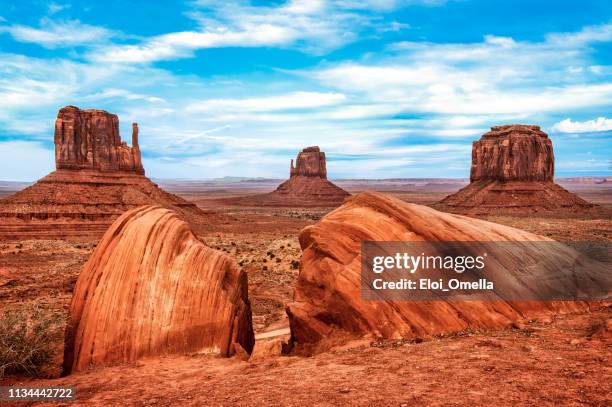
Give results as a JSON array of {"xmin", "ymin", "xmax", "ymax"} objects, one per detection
[
  {"xmin": 233, "ymin": 146, "xmax": 350, "ymax": 207},
  {"xmin": 63, "ymin": 206, "xmax": 254, "ymax": 373},
  {"xmin": 55, "ymin": 106, "xmax": 144, "ymax": 174},
  {"xmin": 436, "ymin": 125, "xmax": 593, "ymax": 214},
  {"xmin": 290, "ymin": 146, "xmax": 327, "ymax": 178},
  {"xmin": 470, "ymin": 125, "xmax": 553, "ymax": 182},
  {"xmin": 0, "ymin": 106, "xmax": 221, "ymax": 240},
  {"xmin": 287, "ymin": 192, "xmax": 608, "ymax": 346}
]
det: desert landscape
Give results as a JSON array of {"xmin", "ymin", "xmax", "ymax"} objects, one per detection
[
  {"xmin": 1, "ymin": 1, "xmax": 611, "ymax": 405},
  {"xmin": 0, "ymin": 109, "xmax": 610, "ymax": 405}
]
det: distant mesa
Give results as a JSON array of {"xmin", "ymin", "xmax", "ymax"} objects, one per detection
[
  {"xmin": 232, "ymin": 146, "xmax": 350, "ymax": 207},
  {"xmin": 287, "ymin": 191, "xmax": 607, "ymax": 347},
  {"xmin": 0, "ymin": 106, "xmax": 220, "ymax": 240},
  {"xmin": 63, "ymin": 206, "xmax": 254, "ymax": 373},
  {"xmin": 435, "ymin": 124, "xmax": 595, "ymax": 214},
  {"xmin": 290, "ymin": 146, "xmax": 327, "ymax": 178}
]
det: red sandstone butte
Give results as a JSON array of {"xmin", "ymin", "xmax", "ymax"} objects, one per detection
[
  {"xmin": 286, "ymin": 191, "xmax": 608, "ymax": 346},
  {"xmin": 236, "ymin": 146, "xmax": 350, "ymax": 207},
  {"xmin": 63, "ymin": 206, "xmax": 254, "ymax": 373},
  {"xmin": 55, "ymin": 106, "xmax": 144, "ymax": 174},
  {"xmin": 435, "ymin": 125, "xmax": 594, "ymax": 214},
  {"xmin": 0, "ymin": 106, "xmax": 221, "ymax": 239},
  {"xmin": 290, "ymin": 146, "xmax": 327, "ymax": 178}
]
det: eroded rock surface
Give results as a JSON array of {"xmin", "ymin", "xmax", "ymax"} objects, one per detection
[
  {"xmin": 234, "ymin": 146, "xmax": 349, "ymax": 207},
  {"xmin": 287, "ymin": 192, "xmax": 607, "ymax": 346},
  {"xmin": 470, "ymin": 125, "xmax": 553, "ymax": 182},
  {"xmin": 63, "ymin": 206, "xmax": 254, "ymax": 373},
  {"xmin": 290, "ymin": 146, "xmax": 327, "ymax": 178},
  {"xmin": 55, "ymin": 106, "xmax": 144, "ymax": 174},
  {"xmin": 436, "ymin": 125, "xmax": 593, "ymax": 214},
  {"xmin": 0, "ymin": 106, "xmax": 221, "ymax": 239}
]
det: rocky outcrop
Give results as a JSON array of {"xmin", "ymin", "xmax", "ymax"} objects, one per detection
[
  {"xmin": 63, "ymin": 206, "xmax": 254, "ymax": 373},
  {"xmin": 470, "ymin": 125, "xmax": 553, "ymax": 182},
  {"xmin": 287, "ymin": 192, "xmax": 608, "ymax": 346},
  {"xmin": 436, "ymin": 125, "xmax": 594, "ymax": 214},
  {"xmin": 55, "ymin": 106, "xmax": 144, "ymax": 174},
  {"xmin": 232, "ymin": 146, "xmax": 350, "ymax": 207},
  {"xmin": 290, "ymin": 146, "xmax": 327, "ymax": 178},
  {"xmin": 0, "ymin": 106, "xmax": 223, "ymax": 240}
]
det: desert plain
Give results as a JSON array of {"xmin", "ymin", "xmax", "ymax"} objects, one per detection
[{"xmin": 0, "ymin": 176, "xmax": 610, "ymax": 406}]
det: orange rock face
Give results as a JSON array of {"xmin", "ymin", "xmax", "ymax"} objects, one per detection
[
  {"xmin": 55, "ymin": 106, "xmax": 144, "ymax": 174},
  {"xmin": 0, "ymin": 106, "xmax": 222, "ymax": 240},
  {"xmin": 287, "ymin": 192, "xmax": 605, "ymax": 345},
  {"xmin": 470, "ymin": 125, "xmax": 553, "ymax": 182},
  {"xmin": 63, "ymin": 206, "xmax": 254, "ymax": 373},
  {"xmin": 290, "ymin": 146, "xmax": 327, "ymax": 178},
  {"xmin": 436, "ymin": 125, "xmax": 593, "ymax": 214},
  {"xmin": 235, "ymin": 146, "xmax": 350, "ymax": 207}
]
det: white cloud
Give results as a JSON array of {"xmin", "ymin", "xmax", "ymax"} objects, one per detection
[
  {"xmin": 48, "ymin": 2, "xmax": 70, "ymax": 15},
  {"xmin": 335, "ymin": 0, "xmax": 449, "ymax": 10},
  {"xmin": 93, "ymin": 25, "xmax": 295, "ymax": 63},
  {"xmin": 91, "ymin": 0, "xmax": 405, "ymax": 63},
  {"xmin": 552, "ymin": 117, "xmax": 612, "ymax": 133},
  {"xmin": 546, "ymin": 23, "xmax": 612, "ymax": 46},
  {"xmin": 89, "ymin": 88, "xmax": 165, "ymax": 103},
  {"xmin": 187, "ymin": 92, "xmax": 346, "ymax": 113},
  {"xmin": 1, "ymin": 18, "xmax": 112, "ymax": 48},
  {"xmin": 308, "ymin": 23, "xmax": 612, "ymax": 115}
]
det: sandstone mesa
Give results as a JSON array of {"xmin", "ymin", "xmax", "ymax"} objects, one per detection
[
  {"xmin": 436, "ymin": 125, "xmax": 594, "ymax": 214},
  {"xmin": 235, "ymin": 146, "xmax": 350, "ymax": 207},
  {"xmin": 0, "ymin": 106, "xmax": 221, "ymax": 239}
]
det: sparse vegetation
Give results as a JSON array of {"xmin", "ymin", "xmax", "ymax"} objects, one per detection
[{"xmin": 0, "ymin": 304, "xmax": 65, "ymax": 378}]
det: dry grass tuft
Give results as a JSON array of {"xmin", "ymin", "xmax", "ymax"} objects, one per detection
[{"xmin": 0, "ymin": 303, "xmax": 64, "ymax": 378}]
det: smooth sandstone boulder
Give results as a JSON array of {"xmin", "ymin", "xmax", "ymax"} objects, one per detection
[
  {"xmin": 287, "ymin": 192, "xmax": 607, "ymax": 345},
  {"xmin": 63, "ymin": 206, "xmax": 254, "ymax": 373}
]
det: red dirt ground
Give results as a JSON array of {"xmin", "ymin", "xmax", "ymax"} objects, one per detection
[{"xmin": 0, "ymin": 180, "xmax": 610, "ymax": 406}]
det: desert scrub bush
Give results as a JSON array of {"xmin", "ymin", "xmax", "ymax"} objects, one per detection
[{"xmin": 0, "ymin": 304, "xmax": 65, "ymax": 378}]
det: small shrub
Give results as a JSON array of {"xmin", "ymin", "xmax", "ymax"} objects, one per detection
[{"xmin": 0, "ymin": 304, "xmax": 65, "ymax": 378}]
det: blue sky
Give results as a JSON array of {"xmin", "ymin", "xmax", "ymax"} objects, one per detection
[{"xmin": 0, "ymin": 0, "xmax": 611, "ymax": 181}]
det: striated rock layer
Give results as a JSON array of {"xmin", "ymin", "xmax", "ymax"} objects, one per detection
[
  {"xmin": 287, "ymin": 192, "xmax": 607, "ymax": 346},
  {"xmin": 290, "ymin": 146, "xmax": 327, "ymax": 178},
  {"xmin": 55, "ymin": 106, "xmax": 144, "ymax": 174},
  {"xmin": 0, "ymin": 106, "xmax": 221, "ymax": 240},
  {"xmin": 234, "ymin": 146, "xmax": 350, "ymax": 207},
  {"xmin": 470, "ymin": 125, "xmax": 553, "ymax": 182},
  {"xmin": 436, "ymin": 125, "xmax": 594, "ymax": 214},
  {"xmin": 63, "ymin": 206, "xmax": 254, "ymax": 373}
]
